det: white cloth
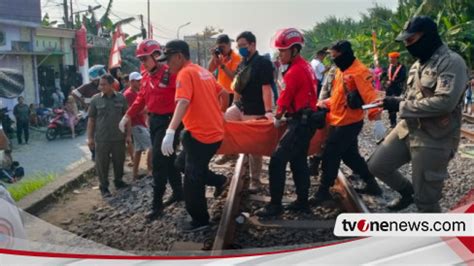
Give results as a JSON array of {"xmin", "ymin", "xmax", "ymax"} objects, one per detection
[
  {"xmin": 310, "ymin": 59, "xmax": 326, "ymax": 81},
  {"xmin": 373, "ymin": 120, "xmax": 387, "ymax": 142},
  {"xmin": 131, "ymin": 125, "xmax": 151, "ymax": 152}
]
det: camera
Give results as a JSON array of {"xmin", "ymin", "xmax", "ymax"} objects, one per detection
[{"xmin": 214, "ymin": 47, "xmax": 222, "ymax": 56}]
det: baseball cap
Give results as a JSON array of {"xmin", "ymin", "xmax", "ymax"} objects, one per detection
[
  {"xmin": 129, "ymin": 72, "xmax": 142, "ymax": 81},
  {"xmin": 157, "ymin": 40, "xmax": 190, "ymax": 62},
  {"xmin": 216, "ymin": 34, "xmax": 231, "ymax": 44},
  {"xmin": 396, "ymin": 16, "xmax": 438, "ymax": 41}
]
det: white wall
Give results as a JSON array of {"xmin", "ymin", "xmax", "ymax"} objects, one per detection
[{"xmin": 0, "ymin": 24, "xmax": 20, "ymax": 52}]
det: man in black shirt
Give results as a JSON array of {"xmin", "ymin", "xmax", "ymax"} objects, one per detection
[
  {"xmin": 384, "ymin": 52, "xmax": 407, "ymax": 128},
  {"xmin": 224, "ymin": 31, "xmax": 274, "ymax": 189}
]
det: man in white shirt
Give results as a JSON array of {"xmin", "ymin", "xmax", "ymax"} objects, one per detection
[{"xmin": 310, "ymin": 48, "xmax": 327, "ymax": 97}]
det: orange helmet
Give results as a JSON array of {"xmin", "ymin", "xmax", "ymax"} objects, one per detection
[
  {"xmin": 136, "ymin": 39, "xmax": 162, "ymax": 58},
  {"xmin": 272, "ymin": 28, "xmax": 305, "ymax": 50}
]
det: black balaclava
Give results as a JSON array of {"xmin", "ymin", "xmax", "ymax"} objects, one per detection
[
  {"xmin": 406, "ymin": 32, "xmax": 443, "ymax": 63},
  {"xmin": 333, "ymin": 51, "xmax": 356, "ymax": 71},
  {"xmin": 331, "ymin": 40, "xmax": 356, "ymax": 71}
]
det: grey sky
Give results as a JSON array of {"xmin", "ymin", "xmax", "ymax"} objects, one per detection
[{"xmin": 42, "ymin": 0, "xmax": 398, "ymax": 53}]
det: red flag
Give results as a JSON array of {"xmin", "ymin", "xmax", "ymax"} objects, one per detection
[{"xmin": 108, "ymin": 25, "xmax": 127, "ymax": 69}]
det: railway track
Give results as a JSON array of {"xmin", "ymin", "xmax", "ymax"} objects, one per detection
[
  {"xmin": 462, "ymin": 113, "xmax": 474, "ymax": 141},
  {"xmin": 463, "ymin": 113, "xmax": 474, "ymax": 124},
  {"xmin": 461, "ymin": 127, "xmax": 474, "ymax": 142},
  {"xmin": 210, "ymin": 153, "xmax": 369, "ymax": 255}
]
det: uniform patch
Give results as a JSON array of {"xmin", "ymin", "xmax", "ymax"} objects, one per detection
[{"xmin": 439, "ymin": 73, "xmax": 455, "ymax": 88}]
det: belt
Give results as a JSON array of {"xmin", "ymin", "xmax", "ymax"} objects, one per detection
[{"xmin": 149, "ymin": 113, "xmax": 173, "ymax": 119}]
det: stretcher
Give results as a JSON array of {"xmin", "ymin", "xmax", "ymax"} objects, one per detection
[{"xmin": 216, "ymin": 119, "xmax": 328, "ymax": 156}]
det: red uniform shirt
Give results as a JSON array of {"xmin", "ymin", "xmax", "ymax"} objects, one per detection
[
  {"xmin": 123, "ymin": 87, "xmax": 147, "ymax": 127},
  {"xmin": 126, "ymin": 64, "xmax": 177, "ymax": 118},
  {"xmin": 277, "ymin": 55, "xmax": 318, "ymax": 114}
]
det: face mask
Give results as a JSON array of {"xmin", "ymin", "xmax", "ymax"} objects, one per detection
[
  {"xmin": 239, "ymin": 47, "xmax": 250, "ymax": 58},
  {"xmin": 406, "ymin": 33, "xmax": 442, "ymax": 63},
  {"xmin": 333, "ymin": 51, "xmax": 356, "ymax": 71}
]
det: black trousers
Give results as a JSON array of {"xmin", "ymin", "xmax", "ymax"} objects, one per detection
[
  {"xmin": 149, "ymin": 114, "xmax": 183, "ymax": 206},
  {"xmin": 317, "ymin": 79, "xmax": 323, "ymax": 99},
  {"xmin": 269, "ymin": 118, "xmax": 316, "ymax": 205},
  {"xmin": 386, "ymin": 85, "xmax": 402, "ymax": 126},
  {"xmin": 320, "ymin": 120, "xmax": 374, "ymax": 191},
  {"xmin": 175, "ymin": 130, "xmax": 226, "ymax": 225},
  {"xmin": 16, "ymin": 120, "xmax": 29, "ymax": 144}
]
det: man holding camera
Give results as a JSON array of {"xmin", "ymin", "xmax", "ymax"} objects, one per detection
[
  {"xmin": 208, "ymin": 34, "xmax": 241, "ymax": 109},
  {"xmin": 311, "ymin": 40, "xmax": 383, "ymax": 205}
]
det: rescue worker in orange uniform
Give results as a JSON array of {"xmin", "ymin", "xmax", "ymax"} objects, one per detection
[
  {"xmin": 119, "ymin": 39, "xmax": 183, "ymax": 221},
  {"xmin": 311, "ymin": 40, "xmax": 384, "ymax": 205},
  {"xmin": 256, "ymin": 29, "xmax": 327, "ymax": 217},
  {"xmin": 158, "ymin": 40, "xmax": 229, "ymax": 232}
]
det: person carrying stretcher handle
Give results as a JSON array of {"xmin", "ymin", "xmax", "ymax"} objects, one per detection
[
  {"xmin": 256, "ymin": 28, "xmax": 327, "ymax": 217},
  {"xmin": 308, "ymin": 40, "xmax": 385, "ymax": 207}
]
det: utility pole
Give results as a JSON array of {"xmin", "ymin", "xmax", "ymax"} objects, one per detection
[
  {"xmin": 139, "ymin": 15, "xmax": 147, "ymax": 39},
  {"xmin": 63, "ymin": 0, "xmax": 69, "ymax": 28},
  {"xmin": 69, "ymin": 0, "xmax": 73, "ymax": 28},
  {"xmin": 147, "ymin": 0, "xmax": 151, "ymax": 38}
]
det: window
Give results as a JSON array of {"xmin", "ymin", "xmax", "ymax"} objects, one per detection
[{"xmin": 0, "ymin": 31, "xmax": 5, "ymax": 46}]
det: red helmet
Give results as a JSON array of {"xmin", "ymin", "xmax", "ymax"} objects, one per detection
[
  {"xmin": 272, "ymin": 28, "xmax": 305, "ymax": 50},
  {"xmin": 136, "ymin": 39, "xmax": 162, "ymax": 58}
]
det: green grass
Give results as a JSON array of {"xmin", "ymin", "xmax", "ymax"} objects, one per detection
[{"xmin": 7, "ymin": 173, "xmax": 57, "ymax": 201}]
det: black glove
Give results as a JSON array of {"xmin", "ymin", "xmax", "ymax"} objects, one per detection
[
  {"xmin": 346, "ymin": 90, "xmax": 364, "ymax": 109},
  {"xmin": 383, "ymin": 96, "xmax": 401, "ymax": 112},
  {"xmin": 310, "ymin": 108, "xmax": 328, "ymax": 129}
]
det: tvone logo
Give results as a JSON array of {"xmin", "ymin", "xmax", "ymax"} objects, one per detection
[{"xmin": 357, "ymin": 219, "xmax": 369, "ymax": 232}]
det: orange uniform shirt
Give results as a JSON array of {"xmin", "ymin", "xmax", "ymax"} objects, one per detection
[
  {"xmin": 217, "ymin": 51, "xmax": 241, "ymax": 93},
  {"xmin": 325, "ymin": 59, "xmax": 381, "ymax": 126},
  {"xmin": 175, "ymin": 62, "xmax": 225, "ymax": 144}
]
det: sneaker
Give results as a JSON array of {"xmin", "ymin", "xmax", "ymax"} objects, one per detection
[
  {"xmin": 181, "ymin": 221, "xmax": 210, "ymax": 233},
  {"xmin": 255, "ymin": 203, "xmax": 283, "ymax": 217},
  {"xmin": 114, "ymin": 180, "xmax": 129, "ymax": 189},
  {"xmin": 286, "ymin": 200, "xmax": 310, "ymax": 212},
  {"xmin": 214, "ymin": 177, "xmax": 230, "ymax": 198},
  {"xmin": 100, "ymin": 187, "xmax": 111, "ymax": 198}
]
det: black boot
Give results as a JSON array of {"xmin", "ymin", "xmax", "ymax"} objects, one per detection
[
  {"xmin": 309, "ymin": 188, "xmax": 333, "ymax": 206},
  {"xmin": 163, "ymin": 193, "xmax": 183, "ymax": 206},
  {"xmin": 355, "ymin": 178, "xmax": 383, "ymax": 196},
  {"xmin": 309, "ymin": 156, "xmax": 322, "ymax": 176},
  {"xmin": 146, "ymin": 200, "xmax": 163, "ymax": 221},
  {"xmin": 388, "ymin": 183, "xmax": 414, "ymax": 211},
  {"xmin": 255, "ymin": 203, "xmax": 283, "ymax": 217},
  {"xmin": 146, "ymin": 186, "xmax": 165, "ymax": 221},
  {"xmin": 286, "ymin": 199, "xmax": 310, "ymax": 212}
]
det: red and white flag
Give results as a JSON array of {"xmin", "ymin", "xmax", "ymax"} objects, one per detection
[{"xmin": 108, "ymin": 25, "xmax": 127, "ymax": 69}]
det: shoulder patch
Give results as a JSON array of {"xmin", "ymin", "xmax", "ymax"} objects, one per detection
[{"xmin": 439, "ymin": 73, "xmax": 455, "ymax": 89}]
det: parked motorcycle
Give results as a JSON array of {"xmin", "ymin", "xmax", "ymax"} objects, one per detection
[
  {"xmin": 0, "ymin": 107, "xmax": 15, "ymax": 139},
  {"xmin": 45, "ymin": 109, "xmax": 87, "ymax": 141}
]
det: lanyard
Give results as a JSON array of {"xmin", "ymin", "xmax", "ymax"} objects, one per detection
[{"xmin": 388, "ymin": 64, "xmax": 402, "ymax": 82}]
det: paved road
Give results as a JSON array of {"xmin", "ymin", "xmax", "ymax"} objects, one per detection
[{"xmin": 11, "ymin": 129, "xmax": 91, "ymax": 180}]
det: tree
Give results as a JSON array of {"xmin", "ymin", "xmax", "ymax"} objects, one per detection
[{"xmin": 302, "ymin": 0, "xmax": 474, "ymax": 68}]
